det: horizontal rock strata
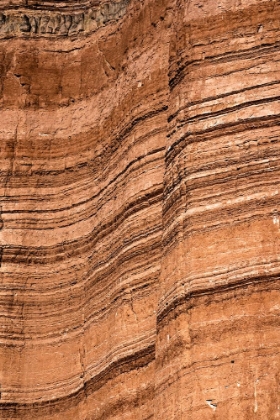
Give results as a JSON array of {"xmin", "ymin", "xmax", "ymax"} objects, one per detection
[
  {"xmin": 155, "ymin": 1, "xmax": 280, "ymax": 419},
  {"xmin": 0, "ymin": 0, "xmax": 280, "ymax": 419}
]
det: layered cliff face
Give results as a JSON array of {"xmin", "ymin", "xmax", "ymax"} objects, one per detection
[
  {"xmin": 156, "ymin": 2, "xmax": 280, "ymax": 419},
  {"xmin": 0, "ymin": 1, "xmax": 279, "ymax": 419}
]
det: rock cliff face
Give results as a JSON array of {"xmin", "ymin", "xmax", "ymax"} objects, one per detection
[{"xmin": 0, "ymin": 0, "xmax": 279, "ymax": 419}]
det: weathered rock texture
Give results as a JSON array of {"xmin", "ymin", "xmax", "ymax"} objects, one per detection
[{"xmin": 0, "ymin": 0, "xmax": 279, "ymax": 419}]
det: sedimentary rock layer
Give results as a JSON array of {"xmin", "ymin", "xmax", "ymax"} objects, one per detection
[
  {"xmin": 155, "ymin": 1, "xmax": 280, "ymax": 419},
  {"xmin": 0, "ymin": 0, "xmax": 129, "ymax": 38},
  {"xmin": 0, "ymin": 1, "xmax": 170, "ymax": 419},
  {"xmin": 0, "ymin": 0, "xmax": 279, "ymax": 419}
]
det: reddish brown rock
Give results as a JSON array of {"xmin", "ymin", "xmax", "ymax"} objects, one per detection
[{"xmin": 0, "ymin": 1, "xmax": 279, "ymax": 419}]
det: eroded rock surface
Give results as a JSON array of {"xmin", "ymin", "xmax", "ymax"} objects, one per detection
[
  {"xmin": 0, "ymin": 0, "xmax": 129, "ymax": 37},
  {"xmin": 0, "ymin": 0, "xmax": 279, "ymax": 419}
]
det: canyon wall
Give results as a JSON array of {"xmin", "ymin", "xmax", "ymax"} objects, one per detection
[{"xmin": 0, "ymin": 0, "xmax": 279, "ymax": 419}]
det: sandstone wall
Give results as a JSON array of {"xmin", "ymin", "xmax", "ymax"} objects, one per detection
[
  {"xmin": 156, "ymin": 1, "xmax": 280, "ymax": 418},
  {"xmin": 0, "ymin": 1, "xmax": 279, "ymax": 419}
]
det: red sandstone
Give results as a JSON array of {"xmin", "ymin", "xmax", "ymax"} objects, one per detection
[{"xmin": 0, "ymin": 0, "xmax": 279, "ymax": 419}]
